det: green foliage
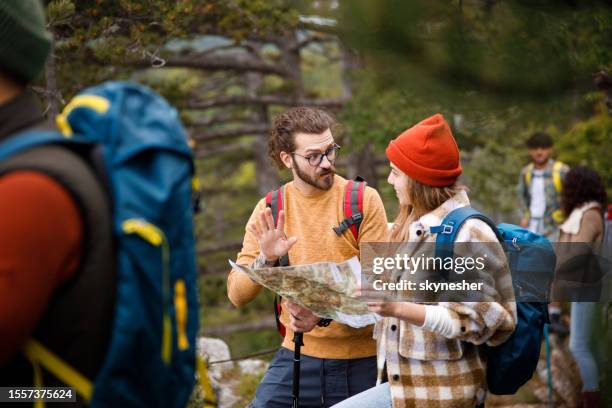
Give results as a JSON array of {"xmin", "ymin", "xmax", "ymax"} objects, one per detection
[
  {"xmin": 301, "ymin": 44, "xmax": 344, "ymax": 98},
  {"xmin": 221, "ymin": 330, "xmax": 279, "ymax": 363},
  {"xmin": 339, "ymin": 64, "xmax": 610, "ymax": 222},
  {"xmin": 134, "ymin": 68, "xmax": 202, "ymax": 104},
  {"xmin": 199, "ymin": 276, "xmax": 276, "ymax": 320},
  {"xmin": 338, "ymin": 1, "xmax": 612, "ymax": 101},
  {"xmin": 339, "ymin": 70, "xmax": 449, "ymax": 148},
  {"xmin": 594, "ymin": 304, "xmax": 612, "ymax": 406},
  {"xmin": 46, "ymin": 0, "xmax": 302, "ymax": 99},
  {"xmin": 185, "ymin": 384, "xmax": 209, "ymax": 408},
  {"xmin": 235, "ymin": 369, "xmax": 266, "ymax": 407},
  {"xmin": 46, "ymin": 0, "xmax": 75, "ymax": 28},
  {"xmin": 557, "ymin": 111, "xmax": 612, "ymax": 197}
]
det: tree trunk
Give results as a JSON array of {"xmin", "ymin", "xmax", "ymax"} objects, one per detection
[
  {"xmin": 345, "ymin": 142, "xmax": 379, "ymax": 189},
  {"xmin": 44, "ymin": 52, "xmax": 60, "ymax": 118},
  {"xmin": 279, "ymin": 30, "xmax": 303, "ymax": 97},
  {"xmin": 245, "ymin": 45, "xmax": 280, "ymax": 195}
]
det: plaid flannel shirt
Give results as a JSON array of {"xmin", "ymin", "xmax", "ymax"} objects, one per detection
[{"xmin": 375, "ymin": 190, "xmax": 516, "ymax": 408}]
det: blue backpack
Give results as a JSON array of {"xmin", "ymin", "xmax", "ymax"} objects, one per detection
[
  {"xmin": 0, "ymin": 82, "xmax": 200, "ymax": 407},
  {"xmin": 430, "ymin": 206, "xmax": 555, "ymax": 395}
]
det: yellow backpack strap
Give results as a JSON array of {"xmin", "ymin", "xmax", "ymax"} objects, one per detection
[
  {"xmin": 56, "ymin": 95, "xmax": 110, "ymax": 137},
  {"xmin": 552, "ymin": 209, "xmax": 565, "ymax": 224},
  {"xmin": 196, "ymin": 355, "xmax": 217, "ymax": 408},
  {"xmin": 31, "ymin": 356, "xmax": 45, "ymax": 408},
  {"xmin": 22, "ymin": 340, "xmax": 93, "ymax": 403},
  {"xmin": 552, "ymin": 161, "xmax": 563, "ymax": 193},
  {"xmin": 524, "ymin": 163, "xmax": 534, "ymax": 187}
]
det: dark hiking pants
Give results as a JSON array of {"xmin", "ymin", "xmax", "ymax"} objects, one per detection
[{"xmin": 248, "ymin": 347, "xmax": 377, "ymax": 408}]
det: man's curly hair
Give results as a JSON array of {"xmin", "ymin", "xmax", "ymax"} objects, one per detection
[
  {"xmin": 268, "ymin": 107, "xmax": 336, "ymax": 169},
  {"xmin": 561, "ymin": 165, "xmax": 607, "ymax": 217}
]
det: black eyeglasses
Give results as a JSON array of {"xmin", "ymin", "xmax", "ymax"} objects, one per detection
[{"xmin": 292, "ymin": 144, "xmax": 341, "ymax": 167}]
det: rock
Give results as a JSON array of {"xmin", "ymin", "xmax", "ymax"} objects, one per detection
[
  {"xmin": 197, "ymin": 337, "xmax": 240, "ymax": 408},
  {"xmin": 239, "ymin": 359, "xmax": 269, "ymax": 376},
  {"xmin": 198, "ymin": 337, "xmax": 234, "ymax": 377}
]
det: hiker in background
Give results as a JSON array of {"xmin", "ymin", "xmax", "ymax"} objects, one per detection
[
  {"xmin": 0, "ymin": 0, "xmax": 115, "ymax": 402},
  {"xmin": 227, "ymin": 107, "xmax": 389, "ymax": 407},
  {"xmin": 555, "ymin": 166, "xmax": 607, "ymax": 408},
  {"xmin": 333, "ymin": 114, "xmax": 516, "ymax": 408},
  {"xmin": 517, "ymin": 131, "xmax": 569, "ymax": 240},
  {"xmin": 517, "ymin": 131, "xmax": 570, "ymax": 328}
]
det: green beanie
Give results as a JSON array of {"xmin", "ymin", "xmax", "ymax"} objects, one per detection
[{"xmin": 0, "ymin": 0, "xmax": 52, "ymax": 84}]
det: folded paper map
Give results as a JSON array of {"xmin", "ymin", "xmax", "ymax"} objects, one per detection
[{"xmin": 229, "ymin": 256, "xmax": 380, "ymax": 328}]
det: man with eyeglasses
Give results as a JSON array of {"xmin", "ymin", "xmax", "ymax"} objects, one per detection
[{"xmin": 228, "ymin": 107, "xmax": 389, "ymax": 407}]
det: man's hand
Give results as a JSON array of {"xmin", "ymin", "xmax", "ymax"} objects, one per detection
[
  {"xmin": 283, "ymin": 299, "xmax": 320, "ymax": 333},
  {"xmin": 519, "ymin": 217, "xmax": 529, "ymax": 228},
  {"xmin": 248, "ymin": 208, "xmax": 297, "ymax": 263}
]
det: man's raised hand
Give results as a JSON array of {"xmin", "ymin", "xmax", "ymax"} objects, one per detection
[{"xmin": 248, "ymin": 208, "xmax": 297, "ymax": 263}]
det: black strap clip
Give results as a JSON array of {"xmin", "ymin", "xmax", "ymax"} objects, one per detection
[{"xmin": 332, "ymin": 212, "xmax": 363, "ymax": 236}]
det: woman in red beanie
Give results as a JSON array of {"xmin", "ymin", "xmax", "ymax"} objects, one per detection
[{"xmin": 332, "ymin": 114, "xmax": 516, "ymax": 408}]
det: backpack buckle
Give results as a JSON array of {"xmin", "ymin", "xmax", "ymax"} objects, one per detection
[
  {"xmin": 333, "ymin": 213, "xmax": 363, "ymax": 236},
  {"xmin": 442, "ymin": 224, "xmax": 454, "ymax": 234},
  {"xmin": 333, "ymin": 221, "xmax": 349, "ymax": 236}
]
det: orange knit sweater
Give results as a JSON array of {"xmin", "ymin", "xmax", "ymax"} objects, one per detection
[{"xmin": 227, "ymin": 175, "xmax": 389, "ymax": 359}]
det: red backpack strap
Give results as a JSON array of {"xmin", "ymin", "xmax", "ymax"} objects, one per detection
[
  {"xmin": 265, "ymin": 185, "xmax": 288, "ymax": 338},
  {"xmin": 273, "ymin": 295, "xmax": 286, "ymax": 338},
  {"xmin": 333, "ymin": 177, "xmax": 366, "ymax": 241},
  {"xmin": 265, "ymin": 186, "xmax": 283, "ymax": 220}
]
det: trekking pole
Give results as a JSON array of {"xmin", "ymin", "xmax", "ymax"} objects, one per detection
[
  {"xmin": 544, "ymin": 324, "xmax": 554, "ymax": 407},
  {"xmin": 292, "ymin": 332, "xmax": 304, "ymax": 408}
]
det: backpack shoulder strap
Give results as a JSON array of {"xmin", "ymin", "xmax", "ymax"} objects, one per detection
[
  {"xmin": 524, "ymin": 163, "xmax": 534, "ymax": 187},
  {"xmin": 333, "ymin": 177, "xmax": 366, "ymax": 241},
  {"xmin": 552, "ymin": 161, "xmax": 563, "ymax": 193},
  {"xmin": 0, "ymin": 130, "xmax": 68, "ymax": 160},
  {"xmin": 265, "ymin": 185, "xmax": 288, "ymax": 338},
  {"xmin": 430, "ymin": 206, "xmax": 501, "ymax": 279}
]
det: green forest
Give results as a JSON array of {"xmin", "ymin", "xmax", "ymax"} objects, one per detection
[{"xmin": 35, "ymin": 0, "xmax": 611, "ymax": 406}]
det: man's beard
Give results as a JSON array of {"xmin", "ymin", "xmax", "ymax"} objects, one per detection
[{"xmin": 294, "ymin": 161, "xmax": 335, "ymax": 191}]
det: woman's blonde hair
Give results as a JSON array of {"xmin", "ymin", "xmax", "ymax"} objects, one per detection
[{"xmin": 390, "ymin": 176, "xmax": 466, "ymax": 242}]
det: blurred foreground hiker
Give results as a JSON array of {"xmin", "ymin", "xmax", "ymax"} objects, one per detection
[
  {"xmin": 0, "ymin": 2, "xmax": 200, "ymax": 406},
  {"xmin": 228, "ymin": 107, "xmax": 389, "ymax": 407},
  {"xmin": 0, "ymin": 1, "xmax": 115, "ymax": 404}
]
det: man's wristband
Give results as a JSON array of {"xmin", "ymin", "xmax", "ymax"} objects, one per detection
[
  {"xmin": 317, "ymin": 318, "xmax": 332, "ymax": 327},
  {"xmin": 250, "ymin": 253, "xmax": 279, "ymax": 270},
  {"xmin": 264, "ymin": 257, "xmax": 279, "ymax": 267}
]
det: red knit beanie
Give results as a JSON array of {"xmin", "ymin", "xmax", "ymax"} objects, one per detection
[{"xmin": 386, "ymin": 114, "xmax": 462, "ymax": 187}]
